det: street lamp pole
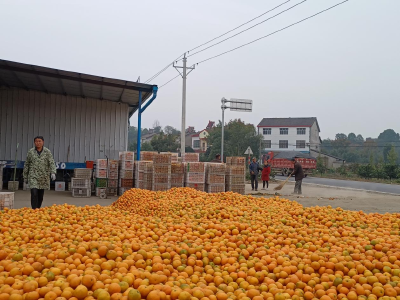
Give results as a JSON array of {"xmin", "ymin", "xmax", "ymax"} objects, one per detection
[{"xmin": 221, "ymin": 98, "xmax": 227, "ymax": 162}]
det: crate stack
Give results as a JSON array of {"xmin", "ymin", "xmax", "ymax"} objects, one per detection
[
  {"xmin": 182, "ymin": 153, "xmax": 199, "ymax": 163},
  {"xmin": 107, "ymin": 160, "xmax": 119, "ymax": 196},
  {"xmin": 161, "ymin": 152, "xmax": 179, "ymax": 163},
  {"xmin": 206, "ymin": 163, "xmax": 226, "ymax": 193},
  {"xmin": 184, "ymin": 162, "xmax": 206, "ymax": 191},
  {"xmin": 152, "ymin": 154, "xmax": 171, "ymax": 192},
  {"xmin": 0, "ymin": 192, "xmax": 14, "ymax": 210},
  {"xmin": 72, "ymin": 168, "xmax": 92, "ymax": 198},
  {"xmin": 135, "ymin": 161, "xmax": 153, "ymax": 190},
  {"xmin": 118, "ymin": 151, "xmax": 135, "ymax": 196},
  {"xmin": 225, "ymin": 157, "xmax": 246, "ymax": 195},
  {"xmin": 171, "ymin": 163, "xmax": 185, "ymax": 188},
  {"xmin": 95, "ymin": 159, "xmax": 108, "ymax": 197}
]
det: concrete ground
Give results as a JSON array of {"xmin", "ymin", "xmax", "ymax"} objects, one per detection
[{"xmin": 5, "ymin": 181, "xmax": 400, "ymax": 214}]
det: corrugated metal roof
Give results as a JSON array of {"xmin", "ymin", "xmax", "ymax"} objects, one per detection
[
  {"xmin": 257, "ymin": 117, "xmax": 320, "ymax": 132},
  {"xmin": 0, "ymin": 59, "xmax": 157, "ymax": 116}
]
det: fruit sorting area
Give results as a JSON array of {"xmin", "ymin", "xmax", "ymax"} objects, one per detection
[{"xmin": 0, "ymin": 188, "xmax": 400, "ymax": 300}]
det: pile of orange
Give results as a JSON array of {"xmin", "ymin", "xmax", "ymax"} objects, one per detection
[{"xmin": 0, "ymin": 187, "xmax": 400, "ymax": 300}]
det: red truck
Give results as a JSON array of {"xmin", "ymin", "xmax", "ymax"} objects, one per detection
[{"xmin": 262, "ymin": 151, "xmax": 316, "ymax": 177}]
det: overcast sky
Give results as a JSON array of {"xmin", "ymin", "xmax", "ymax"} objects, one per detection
[{"xmin": 1, "ymin": 0, "xmax": 399, "ymax": 139}]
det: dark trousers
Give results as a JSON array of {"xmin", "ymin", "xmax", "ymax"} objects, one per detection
[
  {"xmin": 263, "ymin": 181, "xmax": 269, "ymax": 188},
  {"xmin": 31, "ymin": 188, "xmax": 45, "ymax": 209},
  {"xmin": 294, "ymin": 180, "xmax": 302, "ymax": 194},
  {"xmin": 250, "ymin": 175, "xmax": 258, "ymax": 190}
]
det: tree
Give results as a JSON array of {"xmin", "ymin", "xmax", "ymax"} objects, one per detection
[
  {"xmin": 164, "ymin": 125, "xmax": 180, "ymax": 136},
  {"xmin": 335, "ymin": 133, "xmax": 348, "ymax": 140},
  {"xmin": 355, "ymin": 134, "xmax": 364, "ymax": 143},
  {"xmin": 348, "ymin": 133, "xmax": 357, "ymax": 141},
  {"xmin": 378, "ymin": 129, "xmax": 400, "ymax": 143},
  {"xmin": 185, "ymin": 146, "xmax": 195, "ymax": 153},
  {"xmin": 316, "ymin": 156, "xmax": 327, "ymax": 175},
  {"xmin": 205, "ymin": 119, "xmax": 262, "ymax": 162},
  {"xmin": 153, "ymin": 120, "xmax": 162, "ymax": 134},
  {"xmin": 150, "ymin": 133, "xmax": 179, "ymax": 152},
  {"xmin": 141, "ymin": 142, "xmax": 154, "ymax": 151}
]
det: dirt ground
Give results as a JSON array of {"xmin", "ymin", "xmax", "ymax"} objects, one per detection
[{"xmin": 6, "ymin": 182, "xmax": 400, "ymax": 214}]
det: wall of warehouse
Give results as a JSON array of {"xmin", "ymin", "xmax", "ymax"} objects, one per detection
[{"xmin": 0, "ymin": 87, "xmax": 129, "ymax": 162}]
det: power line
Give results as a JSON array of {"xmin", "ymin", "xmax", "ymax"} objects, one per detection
[
  {"xmin": 159, "ymin": 74, "xmax": 180, "ymax": 88},
  {"xmin": 144, "ymin": 54, "xmax": 185, "ymax": 84},
  {"xmin": 187, "ymin": 0, "xmax": 292, "ymax": 53},
  {"xmin": 187, "ymin": 0, "xmax": 307, "ymax": 58},
  {"xmin": 194, "ymin": 0, "xmax": 350, "ymax": 65}
]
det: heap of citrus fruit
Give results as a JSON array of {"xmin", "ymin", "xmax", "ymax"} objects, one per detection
[{"xmin": 0, "ymin": 188, "xmax": 400, "ymax": 300}]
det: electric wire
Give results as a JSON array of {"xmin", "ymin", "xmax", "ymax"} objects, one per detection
[
  {"xmin": 187, "ymin": 0, "xmax": 292, "ymax": 53},
  {"xmin": 159, "ymin": 74, "xmax": 180, "ymax": 88},
  {"xmin": 194, "ymin": 0, "xmax": 350, "ymax": 65},
  {"xmin": 144, "ymin": 53, "xmax": 185, "ymax": 84},
  {"xmin": 187, "ymin": 0, "xmax": 307, "ymax": 58}
]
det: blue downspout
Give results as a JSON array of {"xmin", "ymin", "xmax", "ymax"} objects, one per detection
[{"xmin": 136, "ymin": 86, "xmax": 158, "ymax": 161}]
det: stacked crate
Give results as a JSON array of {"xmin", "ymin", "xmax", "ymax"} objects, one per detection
[
  {"xmin": 225, "ymin": 157, "xmax": 246, "ymax": 195},
  {"xmin": 184, "ymin": 162, "xmax": 205, "ymax": 191},
  {"xmin": 8, "ymin": 181, "xmax": 19, "ymax": 191},
  {"xmin": 72, "ymin": 168, "xmax": 92, "ymax": 198},
  {"xmin": 206, "ymin": 163, "xmax": 226, "ymax": 193},
  {"xmin": 183, "ymin": 153, "xmax": 199, "ymax": 163},
  {"xmin": 0, "ymin": 192, "xmax": 14, "ymax": 210},
  {"xmin": 171, "ymin": 163, "xmax": 185, "ymax": 188},
  {"xmin": 141, "ymin": 151, "xmax": 157, "ymax": 161},
  {"xmin": 118, "ymin": 151, "xmax": 135, "ymax": 196},
  {"xmin": 161, "ymin": 152, "xmax": 179, "ymax": 163},
  {"xmin": 107, "ymin": 160, "xmax": 119, "ymax": 196},
  {"xmin": 95, "ymin": 159, "xmax": 108, "ymax": 197},
  {"xmin": 152, "ymin": 154, "xmax": 171, "ymax": 192},
  {"xmin": 135, "ymin": 161, "xmax": 153, "ymax": 190}
]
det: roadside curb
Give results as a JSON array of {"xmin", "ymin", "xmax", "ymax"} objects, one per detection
[{"xmin": 274, "ymin": 179, "xmax": 400, "ymax": 196}]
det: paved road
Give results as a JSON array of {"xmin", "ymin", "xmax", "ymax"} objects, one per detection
[{"xmin": 275, "ymin": 175, "xmax": 400, "ymax": 195}]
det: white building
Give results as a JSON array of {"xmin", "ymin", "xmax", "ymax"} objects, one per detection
[{"xmin": 257, "ymin": 118, "xmax": 321, "ymax": 153}]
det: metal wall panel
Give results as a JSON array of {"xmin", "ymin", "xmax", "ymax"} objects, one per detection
[{"xmin": 0, "ymin": 87, "xmax": 129, "ymax": 162}]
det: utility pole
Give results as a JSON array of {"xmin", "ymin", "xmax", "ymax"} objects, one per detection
[{"xmin": 174, "ymin": 54, "xmax": 195, "ymax": 157}]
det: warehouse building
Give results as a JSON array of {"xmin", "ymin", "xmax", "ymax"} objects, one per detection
[{"xmin": 0, "ymin": 59, "xmax": 157, "ymax": 173}]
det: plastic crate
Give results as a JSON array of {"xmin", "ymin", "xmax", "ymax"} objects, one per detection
[
  {"xmin": 226, "ymin": 157, "xmax": 246, "ymax": 165},
  {"xmin": 152, "ymin": 183, "xmax": 171, "ymax": 192},
  {"xmin": 171, "ymin": 174, "xmax": 184, "ymax": 184},
  {"xmin": 108, "ymin": 160, "xmax": 119, "ymax": 170},
  {"xmin": 226, "ymin": 184, "xmax": 246, "ymax": 195},
  {"xmin": 74, "ymin": 168, "xmax": 92, "ymax": 179},
  {"xmin": 119, "ymin": 160, "xmax": 134, "ymax": 170},
  {"xmin": 184, "ymin": 162, "xmax": 205, "ymax": 173},
  {"xmin": 95, "ymin": 169, "xmax": 107, "ymax": 178},
  {"xmin": 107, "ymin": 188, "xmax": 118, "ymax": 197},
  {"xmin": 153, "ymin": 154, "xmax": 172, "ymax": 164},
  {"xmin": 136, "ymin": 161, "xmax": 153, "ymax": 172},
  {"xmin": 119, "ymin": 151, "xmax": 135, "ymax": 161},
  {"xmin": 96, "ymin": 159, "xmax": 108, "ymax": 169},
  {"xmin": 183, "ymin": 153, "xmax": 199, "ymax": 162},
  {"xmin": 137, "ymin": 172, "xmax": 153, "ymax": 182},
  {"xmin": 185, "ymin": 172, "xmax": 206, "ymax": 183},
  {"xmin": 108, "ymin": 170, "xmax": 118, "ymax": 180},
  {"xmin": 71, "ymin": 178, "xmax": 90, "ymax": 188},
  {"xmin": 136, "ymin": 181, "xmax": 152, "ymax": 190},
  {"xmin": 206, "ymin": 184, "xmax": 225, "ymax": 193},
  {"xmin": 226, "ymin": 165, "xmax": 246, "ymax": 175},
  {"xmin": 95, "ymin": 188, "xmax": 106, "ymax": 197},
  {"xmin": 206, "ymin": 163, "xmax": 226, "ymax": 174},
  {"xmin": 55, "ymin": 182, "xmax": 65, "ymax": 191},
  {"xmin": 8, "ymin": 181, "xmax": 19, "ymax": 191},
  {"xmin": 206, "ymin": 174, "xmax": 225, "ymax": 184},
  {"xmin": 108, "ymin": 179, "xmax": 118, "ymax": 188},
  {"xmin": 171, "ymin": 163, "xmax": 184, "ymax": 174},
  {"xmin": 161, "ymin": 152, "xmax": 178, "ymax": 162},
  {"xmin": 95, "ymin": 178, "xmax": 108, "ymax": 188},
  {"xmin": 140, "ymin": 151, "xmax": 157, "ymax": 161},
  {"xmin": 119, "ymin": 170, "xmax": 134, "ymax": 179},
  {"xmin": 153, "ymin": 173, "xmax": 171, "ymax": 184},
  {"xmin": 0, "ymin": 192, "xmax": 14, "ymax": 209},
  {"xmin": 225, "ymin": 175, "xmax": 245, "ymax": 185},
  {"xmin": 153, "ymin": 165, "xmax": 171, "ymax": 174},
  {"xmin": 119, "ymin": 179, "xmax": 134, "ymax": 188},
  {"xmin": 185, "ymin": 183, "xmax": 205, "ymax": 191},
  {"xmin": 72, "ymin": 188, "xmax": 91, "ymax": 198}
]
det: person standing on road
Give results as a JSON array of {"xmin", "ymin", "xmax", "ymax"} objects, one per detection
[
  {"xmin": 261, "ymin": 161, "xmax": 271, "ymax": 189},
  {"xmin": 249, "ymin": 157, "xmax": 262, "ymax": 191},
  {"xmin": 211, "ymin": 154, "xmax": 221, "ymax": 163},
  {"xmin": 291, "ymin": 158, "xmax": 305, "ymax": 194},
  {"xmin": 23, "ymin": 136, "xmax": 57, "ymax": 209}
]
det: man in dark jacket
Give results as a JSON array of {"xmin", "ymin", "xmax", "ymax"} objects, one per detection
[
  {"xmin": 249, "ymin": 157, "xmax": 262, "ymax": 191},
  {"xmin": 291, "ymin": 158, "xmax": 305, "ymax": 194},
  {"xmin": 211, "ymin": 154, "xmax": 221, "ymax": 163}
]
